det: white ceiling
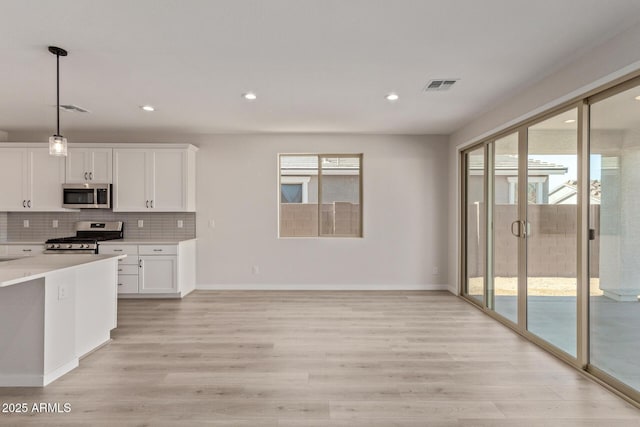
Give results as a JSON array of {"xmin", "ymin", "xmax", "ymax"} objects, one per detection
[{"xmin": 1, "ymin": 0, "xmax": 639, "ymax": 136}]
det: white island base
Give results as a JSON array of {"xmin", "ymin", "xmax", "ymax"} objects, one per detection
[{"xmin": 0, "ymin": 255, "xmax": 122, "ymax": 387}]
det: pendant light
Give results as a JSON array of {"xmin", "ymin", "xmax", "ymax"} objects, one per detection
[{"xmin": 48, "ymin": 46, "xmax": 68, "ymax": 156}]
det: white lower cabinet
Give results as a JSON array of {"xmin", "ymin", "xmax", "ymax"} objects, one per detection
[
  {"xmin": 139, "ymin": 255, "xmax": 177, "ymax": 293},
  {"xmin": 101, "ymin": 244, "xmax": 139, "ymax": 295},
  {"xmin": 100, "ymin": 240, "xmax": 195, "ymax": 298},
  {"xmin": 8, "ymin": 245, "xmax": 44, "ymax": 256}
]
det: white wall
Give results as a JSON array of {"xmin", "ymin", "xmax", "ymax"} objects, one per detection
[
  {"xmin": 193, "ymin": 133, "xmax": 449, "ymax": 289},
  {"xmin": 447, "ymin": 21, "xmax": 640, "ymax": 294},
  {"xmin": 6, "ymin": 131, "xmax": 449, "ymax": 290}
]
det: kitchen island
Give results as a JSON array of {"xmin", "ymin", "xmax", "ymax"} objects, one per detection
[{"xmin": 0, "ymin": 254, "xmax": 123, "ymax": 386}]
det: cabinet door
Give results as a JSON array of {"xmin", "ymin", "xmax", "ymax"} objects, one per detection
[
  {"xmin": 89, "ymin": 149, "xmax": 112, "ymax": 183},
  {"xmin": 29, "ymin": 148, "xmax": 66, "ymax": 211},
  {"xmin": 65, "ymin": 149, "xmax": 89, "ymax": 183},
  {"xmin": 151, "ymin": 150, "xmax": 187, "ymax": 211},
  {"xmin": 0, "ymin": 148, "xmax": 28, "ymax": 211},
  {"xmin": 113, "ymin": 149, "xmax": 149, "ymax": 211},
  {"xmin": 139, "ymin": 256, "xmax": 177, "ymax": 294}
]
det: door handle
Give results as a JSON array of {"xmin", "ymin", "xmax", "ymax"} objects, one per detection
[
  {"xmin": 510, "ymin": 220, "xmax": 521, "ymax": 237},
  {"xmin": 150, "ymin": 200, "xmax": 154, "ymax": 208},
  {"xmin": 84, "ymin": 172, "xmax": 88, "ymax": 180},
  {"xmin": 23, "ymin": 200, "xmax": 26, "ymax": 208},
  {"xmin": 89, "ymin": 172, "xmax": 93, "ymax": 180},
  {"xmin": 27, "ymin": 200, "xmax": 31, "ymax": 208}
]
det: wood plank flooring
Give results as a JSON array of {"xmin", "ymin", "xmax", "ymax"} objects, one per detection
[{"xmin": 1, "ymin": 290, "xmax": 639, "ymax": 426}]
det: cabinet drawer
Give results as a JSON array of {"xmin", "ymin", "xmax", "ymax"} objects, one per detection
[
  {"xmin": 101, "ymin": 245, "xmax": 138, "ymax": 256},
  {"xmin": 117, "ymin": 264, "xmax": 138, "ymax": 275},
  {"xmin": 139, "ymin": 245, "xmax": 177, "ymax": 256},
  {"xmin": 117, "ymin": 275, "xmax": 139, "ymax": 294},
  {"xmin": 8, "ymin": 245, "xmax": 43, "ymax": 256}
]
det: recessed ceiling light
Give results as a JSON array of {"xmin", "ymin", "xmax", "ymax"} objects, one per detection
[
  {"xmin": 385, "ymin": 93, "xmax": 399, "ymax": 101},
  {"xmin": 564, "ymin": 119, "xmax": 576, "ymax": 123},
  {"xmin": 141, "ymin": 105, "xmax": 155, "ymax": 112},
  {"xmin": 243, "ymin": 92, "xmax": 257, "ymax": 101},
  {"xmin": 635, "ymin": 95, "xmax": 640, "ymax": 101}
]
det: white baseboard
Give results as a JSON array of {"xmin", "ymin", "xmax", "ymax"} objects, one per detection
[
  {"xmin": 43, "ymin": 359, "xmax": 79, "ymax": 386},
  {"xmin": 196, "ymin": 283, "xmax": 449, "ymax": 291},
  {"xmin": 0, "ymin": 359, "xmax": 78, "ymax": 387}
]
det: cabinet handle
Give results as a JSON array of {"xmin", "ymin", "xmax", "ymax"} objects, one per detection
[
  {"xmin": 139, "ymin": 259, "xmax": 143, "ymax": 268},
  {"xmin": 89, "ymin": 172, "xmax": 93, "ymax": 180},
  {"xmin": 23, "ymin": 200, "xmax": 26, "ymax": 208},
  {"xmin": 27, "ymin": 200, "xmax": 31, "ymax": 208},
  {"xmin": 153, "ymin": 249, "xmax": 162, "ymax": 252},
  {"xmin": 84, "ymin": 172, "xmax": 88, "ymax": 180},
  {"xmin": 113, "ymin": 249, "xmax": 123, "ymax": 252},
  {"xmin": 150, "ymin": 200, "xmax": 154, "ymax": 208},
  {"xmin": 146, "ymin": 200, "xmax": 149, "ymax": 208},
  {"xmin": 118, "ymin": 268, "xmax": 123, "ymax": 272},
  {"xmin": 118, "ymin": 283, "xmax": 123, "ymax": 286},
  {"xmin": 23, "ymin": 249, "xmax": 32, "ymax": 252}
]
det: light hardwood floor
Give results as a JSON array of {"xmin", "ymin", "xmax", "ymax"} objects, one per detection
[{"xmin": 1, "ymin": 291, "xmax": 640, "ymax": 426}]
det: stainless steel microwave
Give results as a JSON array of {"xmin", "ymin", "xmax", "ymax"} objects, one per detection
[{"xmin": 62, "ymin": 183, "xmax": 111, "ymax": 209}]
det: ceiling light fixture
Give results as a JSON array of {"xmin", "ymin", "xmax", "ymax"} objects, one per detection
[
  {"xmin": 141, "ymin": 105, "xmax": 155, "ymax": 112},
  {"xmin": 635, "ymin": 95, "xmax": 640, "ymax": 101},
  {"xmin": 48, "ymin": 46, "xmax": 68, "ymax": 157},
  {"xmin": 385, "ymin": 93, "xmax": 399, "ymax": 102},
  {"xmin": 564, "ymin": 119, "xmax": 576, "ymax": 124},
  {"xmin": 243, "ymin": 92, "xmax": 257, "ymax": 101}
]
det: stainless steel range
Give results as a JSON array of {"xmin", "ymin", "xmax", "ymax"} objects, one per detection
[{"xmin": 45, "ymin": 221, "xmax": 124, "ymax": 254}]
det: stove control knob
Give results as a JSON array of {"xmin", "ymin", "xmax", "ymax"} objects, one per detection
[
  {"xmin": 48, "ymin": 244, "xmax": 54, "ymax": 249},
  {"xmin": 67, "ymin": 244, "xmax": 72, "ymax": 249},
  {"xmin": 55, "ymin": 244, "xmax": 61, "ymax": 249},
  {"xmin": 82, "ymin": 244, "xmax": 88, "ymax": 249}
]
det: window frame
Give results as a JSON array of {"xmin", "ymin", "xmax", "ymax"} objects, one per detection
[{"xmin": 278, "ymin": 153, "xmax": 363, "ymax": 238}]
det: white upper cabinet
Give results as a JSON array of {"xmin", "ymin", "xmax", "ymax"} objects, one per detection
[
  {"xmin": 113, "ymin": 147, "xmax": 196, "ymax": 212},
  {"xmin": 0, "ymin": 148, "xmax": 66, "ymax": 211},
  {"xmin": 66, "ymin": 148, "xmax": 112, "ymax": 183}
]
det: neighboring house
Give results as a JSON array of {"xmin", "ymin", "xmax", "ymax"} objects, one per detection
[
  {"xmin": 468, "ymin": 154, "xmax": 568, "ymax": 204},
  {"xmin": 549, "ymin": 180, "xmax": 602, "ymax": 205},
  {"xmin": 279, "ymin": 156, "xmax": 360, "ymax": 204}
]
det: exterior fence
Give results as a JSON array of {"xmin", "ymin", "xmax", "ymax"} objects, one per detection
[{"xmin": 467, "ymin": 203, "xmax": 600, "ymax": 278}]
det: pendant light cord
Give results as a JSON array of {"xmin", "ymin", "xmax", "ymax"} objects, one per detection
[{"xmin": 56, "ymin": 52, "xmax": 60, "ymax": 136}]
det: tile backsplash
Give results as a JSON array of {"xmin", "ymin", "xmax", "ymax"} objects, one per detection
[{"xmin": 5, "ymin": 211, "xmax": 196, "ymax": 241}]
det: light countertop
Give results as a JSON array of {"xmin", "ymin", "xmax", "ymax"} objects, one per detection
[
  {"xmin": 99, "ymin": 238, "xmax": 197, "ymax": 245},
  {"xmin": 0, "ymin": 238, "xmax": 196, "ymax": 245},
  {"xmin": 0, "ymin": 254, "xmax": 125, "ymax": 288},
  {"xmin": 0, "ymin": 241, "xmax": 46, "ymax": 245}
]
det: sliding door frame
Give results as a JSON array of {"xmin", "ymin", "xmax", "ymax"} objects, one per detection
[{"xmin": 458, "ymin": 68, "xmax": 640, "ymax": 407}]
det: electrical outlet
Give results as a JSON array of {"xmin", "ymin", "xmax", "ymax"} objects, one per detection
[
  {"xmin": 177, "ymin": 220, "xmax": 184, "ymax": 228},
  {"xmin": 52, "ymin": 220, "xmax": 59, "ymax": 228},
  {"xmin": 252, "ymin": 265, "xmax": 260, "ymax": 275},
  {"xmin": 137, "ymin": 220, "xmax": 144, "ymax": 228},
  {"xmin": 58, "ymin": 285, "xmax": 67, "ymax": 300},
  {"xmin": 23, "ymin": 220, "xmax": 29, "ymax": 228}
]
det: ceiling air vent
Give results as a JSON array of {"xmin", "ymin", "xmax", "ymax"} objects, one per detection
[
  {"xmin": 59, "ymin": 104, "xmax": 90, "ymax": 113},
  {"xmin": 424, "ymin": 79, "xmax": 459, "ymax": 92}
]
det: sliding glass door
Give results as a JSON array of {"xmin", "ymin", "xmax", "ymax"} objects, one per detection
[
  {"xmin": 526, "ymin": 109, "xmax": 578, "ymax": 357},
  {"xmin": 489, "ymin": 133, "xmax": 520, "ymax": 323},
  {"xmin": 461, "ymin": 75, "xmax": 640, "ymax": 403},
  {"xmin": 463, "ymin": 146, "xmax": 485, "ymax": 303},
  {"xmin": 589, "ymin": 83, "xmax": 640, "ymax": 391},
  {"xmin": 463, "ymin": 108, "xmax": 579, "ymax": 356}
]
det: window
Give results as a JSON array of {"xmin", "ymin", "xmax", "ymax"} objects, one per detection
[{"xmin": 279, "ymin": 154, "xmax": 362, "ymax": 237}]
